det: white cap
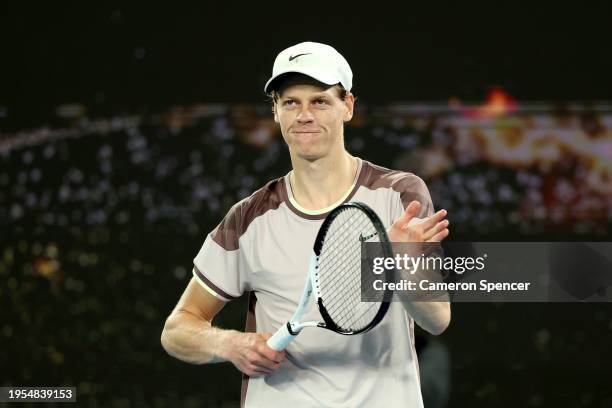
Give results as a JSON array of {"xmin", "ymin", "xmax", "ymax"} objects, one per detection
[{"xmin": 264, "ymin": 41, "xmax": 353, "ymax": 93}]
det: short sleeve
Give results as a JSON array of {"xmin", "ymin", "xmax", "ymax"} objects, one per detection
[
  {"xmin": 192, "ymin": 201, "xmax": 251, "ymax": 302},
  {"xmin": 392, "ymin": 174, "xmax": 435, "ymax": 223}
]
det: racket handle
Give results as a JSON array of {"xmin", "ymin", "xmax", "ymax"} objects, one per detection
[{"xmin": 267, "ymin": 323, "xmax": 297, "ymax": 351}]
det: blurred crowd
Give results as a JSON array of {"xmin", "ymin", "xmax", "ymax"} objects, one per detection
[
  {"xmin": 2, "ymin": 102, "xmax": 610, "ymax": 239},
  {"xmin": 386, "ymin": 103, "xmax": 612, "ymax": 237},
  {"xmin": 1, "ymin": 102, "xmax": 611, "ymax": 406}
]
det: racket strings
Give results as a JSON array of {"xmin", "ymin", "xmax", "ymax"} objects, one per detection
[
  {"xmin": 326, "ymin": 276, "xmax": 375, "ymax": 328},
  {"xmin": 318, "ymin": 209, "xmax": 374, "ymax": 272},
  {"xmin": 322, "ymin": 251, "xmax": 363, "ymax": 307},
  {"xmin": 323, "ymin": 257, "xmax": 365, "ymax": 320},
  {"xmin": 316, "ymin": 207, "xmax": 385, "ymax": 332},
  {"xmin": 317, "ymin": 209, "xmax": 363, "ymax": 287},
  {"xmin": 317, "ymin": 209, "xmax": 369, "ymax": 292},
  {"xmin": 318, "ymin": 208, "xmax": 371, "ymax": 271}
]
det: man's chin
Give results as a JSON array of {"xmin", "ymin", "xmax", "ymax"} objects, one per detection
[
  {"xmin": 293, "ymin": 147, "xmax": 325, "ymax": 162},
  {"xmin": 302, "ymin": 154, "xmax": 324, "ymax": 163}
]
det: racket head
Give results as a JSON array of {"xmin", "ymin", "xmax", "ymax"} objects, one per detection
[{"xmin": 312, "ymin": 202, "xmax": 392, "ymax": 335}]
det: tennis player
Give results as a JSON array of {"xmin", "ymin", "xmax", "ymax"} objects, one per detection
[{"xmin": 161, "ymin": 41, "xmax": 451, "ymax": 407}]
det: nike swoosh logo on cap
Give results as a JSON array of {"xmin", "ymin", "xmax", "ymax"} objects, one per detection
[{"xmin": 288, "ymin": 53, "xmax": 311, "ymax": 61}]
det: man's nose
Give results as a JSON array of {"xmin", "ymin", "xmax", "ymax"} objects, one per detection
[{"xmin": 296, "ymin": 106, "xmax": 315, "ymax": 123}]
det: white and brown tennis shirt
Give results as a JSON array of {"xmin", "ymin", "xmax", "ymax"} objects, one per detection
[{"xmin": 193, "ymin": 158, "xmax": 433, "ymax": 408}]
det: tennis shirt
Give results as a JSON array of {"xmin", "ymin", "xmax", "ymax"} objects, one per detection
[{"xmin": 193, "ymin": 158, "xmax": 434, "ymax": 408}]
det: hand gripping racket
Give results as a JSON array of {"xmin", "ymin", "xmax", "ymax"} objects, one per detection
[{"xmin": 267, "ymin": 202, "xmax": 393, "ymax": 351}]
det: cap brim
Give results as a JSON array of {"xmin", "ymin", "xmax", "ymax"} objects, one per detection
[{"xmin": 263, "ymin": 69, "xmax": 340, "ymax": 93}]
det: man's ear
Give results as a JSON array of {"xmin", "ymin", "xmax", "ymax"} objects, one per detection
[
  {"xmin": 343, "ymin": 92, "xmax": 355, "ymax": 122},
  {"xmin": 272, "ymin": 103, "xmax": 279, "ymax": 123}
]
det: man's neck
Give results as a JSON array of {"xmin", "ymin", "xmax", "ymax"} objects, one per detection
[{"xmin": 290, "ymin": 152, "xmax": 358, "ymax": 211}]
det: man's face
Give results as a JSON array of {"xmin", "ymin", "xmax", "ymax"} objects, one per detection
[{"xmin": 273, "ymin": 84, "xmax": 354, "ymax": 161}]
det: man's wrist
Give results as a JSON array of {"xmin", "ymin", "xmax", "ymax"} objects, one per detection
[{"xmin": 210, "ymin": 328, "xmax": 238, "ymax": 363}]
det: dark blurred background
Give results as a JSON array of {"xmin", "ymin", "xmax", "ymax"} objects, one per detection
[{"xmin": 1, "ymin": 4, "xmax": 611, "ymax": 408}]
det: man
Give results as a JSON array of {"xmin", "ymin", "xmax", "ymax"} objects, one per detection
[{"xmin": 161, "ymin": 41, "xmax": 451, "ymax": 407}]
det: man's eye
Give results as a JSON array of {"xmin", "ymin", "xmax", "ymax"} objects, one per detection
[
  {"xmin": 283, "ymin": 100, "xmax": 295, "ymax": 106},
  {"xmin": 315, "ymin": 99, "xmax": 328, "ymax": 105}
]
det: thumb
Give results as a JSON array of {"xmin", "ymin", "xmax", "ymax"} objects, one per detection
[{"xmin": 394, "ymin": 201, "xmax": 421, "ymax": 228}]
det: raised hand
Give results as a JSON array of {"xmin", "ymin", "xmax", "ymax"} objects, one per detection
[{"xmin": 388, "ymin": 200, "xmax": 449, "ymax": 243}]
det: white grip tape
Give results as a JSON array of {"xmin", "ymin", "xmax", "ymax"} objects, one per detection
[{"xmin": 267, "ymin": 323, "xmax": 297, "ymax": 351}]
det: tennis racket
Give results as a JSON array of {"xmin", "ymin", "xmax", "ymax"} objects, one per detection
[{"xmin": 267, "ymin": 202, "xmax": 393, "ymax": 351}]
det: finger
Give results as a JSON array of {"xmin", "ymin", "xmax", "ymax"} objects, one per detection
[
  {"xmin": 249, "ymin": 353, "xmax": 278, "ymax": 370},
  {"xmin": 251, "ymin": 358, "xmax": 281, "ymax": 372},
  {"xmin": 247, "ymin": 366, "xmax": 273, "ymax": 377},
  {"xmin": 419, "ymin": 209, "xmax": 448, "ymax": 231},
  {"xmin": 251, "ymin": 349, "xmax": 284, "ymax": 370},
  {"xmin": 423, "ymin": 220, "xmax": 449, "ymax": 241},
  {"xmin": 428, "ymin": 228, "xmax": 449, "ymax": 242},
  {"xmin": 393, "ymin": 201, "xmax": 421, "ymax": 229},
  {"xmin": 263, "ymin": 349, "xmax": 286, "ymax": 363},
  {"xmin": 257, "ymin": 336, "xmax": 286, "ymax": 363},
  {"xmin": 240, "ymin": 362, "xmax": 272, "ymax": 377}
]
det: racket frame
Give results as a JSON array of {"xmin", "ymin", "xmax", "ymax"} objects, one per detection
[{"xmin": 267, "ymin": 202, "xmax": 392, "ymax": 351}]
